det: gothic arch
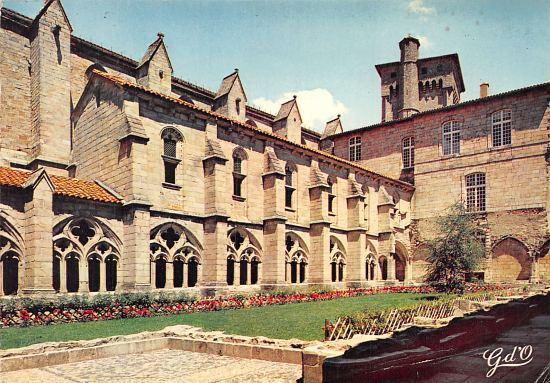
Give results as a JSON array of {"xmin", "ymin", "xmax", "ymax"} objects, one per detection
[
  {"xmin": 52, "ymin": 216, "xmax": 121, "ymax": 293},
  {"xmin": 227, "ymin": 227, "xmax": 262, "ymax": 286},
  {"xmin": 285, "ymin": 232, "xmax": 309, "ymax": 284},
  {"xmin": 150, "ymin": 222, "xmax": 203, "ymax": 262},
  {"xmin": 0, "ymin": 215, "xmax": 24, "ymax": 296},
  {"xmin": 491, "ymin": 236, "xmax": 531, "ymax": 282},
  {"xmin": 150, "ymin": 222, "xmax": 203, "ymax": 289},
  {"xmin": 227, "ymin": 227, "xmax": 262, "ymax": 261},
  {"xmin": 330, "ymin": 236, "xmax": 346, "ymax": 282}
]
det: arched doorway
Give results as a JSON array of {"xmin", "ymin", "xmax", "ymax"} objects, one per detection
[
  {"xmin": 394, "ymin": 254, "xmax": 406, "ymax": 282},
  {"xmin": 491, "ymin": 238, "xmax": 530, "ymax": 281}
]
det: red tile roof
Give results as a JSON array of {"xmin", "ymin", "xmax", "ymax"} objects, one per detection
[
  {"xmin": 91, "ymin": 70, "xmax": 414, "ymax": 191},
  {"xmin": 0, "ymin": 167, "xmax": 122, "ymax": 204}
]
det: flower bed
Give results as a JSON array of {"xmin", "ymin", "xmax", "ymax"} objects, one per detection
[{"xmin": 0, "ymin": 284, "xmax": 513, "ymax": 328}]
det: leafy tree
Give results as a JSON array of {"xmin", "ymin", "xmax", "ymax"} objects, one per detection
[{"xmin": 425, "ymin": 202, "xmax": 485, "ymax": 293}]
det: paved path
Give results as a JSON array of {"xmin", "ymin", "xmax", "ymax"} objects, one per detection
[
  {"xmin": 0, "ymin": 349, "xmax": 302, "ymax": 383},
  {"xmin": 410, "ymin": 313, "xmax": 550, "ymax": 383}
]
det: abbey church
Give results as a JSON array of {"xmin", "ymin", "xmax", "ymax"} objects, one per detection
[{"xmin": 1, "ymin": 0, "xmax": 549, "ymax": 297}]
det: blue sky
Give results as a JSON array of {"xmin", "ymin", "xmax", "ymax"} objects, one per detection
[{"xmin": 4, "ymin": 0, "xmax": 549, "ymax": 131}]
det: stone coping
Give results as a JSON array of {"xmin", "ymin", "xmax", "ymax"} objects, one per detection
[{"xmin": 0, "ymin": 325, "xmax": 315, "ymax": 373}]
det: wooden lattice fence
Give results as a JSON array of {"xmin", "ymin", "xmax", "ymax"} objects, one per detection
[{"xmin": 324, "ymin": 288, "xmax": 526, "ymax": 341}]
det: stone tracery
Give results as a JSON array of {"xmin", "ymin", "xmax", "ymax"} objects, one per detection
[
  {"xmin": 149, "ymin": 223, "xmax": 202, "ymax": 288},
  {"xmin": 52, "ymin": 217, "xmax": 121, "ymax": 293}
]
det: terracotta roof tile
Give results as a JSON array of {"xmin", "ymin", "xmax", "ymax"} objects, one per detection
[
  {"xmin": 0, "ymin": 167, "xmax": 122, "ymax": 204},
  {"xmin": 91, "ymin": 70, "xmax": 414, "ymax": 191},
  {"xmin": 0, "ymin": 166, "xmax": 28, "ymax": 187}
]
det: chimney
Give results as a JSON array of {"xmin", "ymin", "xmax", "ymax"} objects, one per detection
[{"xmin": 480, "ymin": 82, "xmax": 489, "ymax": 98}]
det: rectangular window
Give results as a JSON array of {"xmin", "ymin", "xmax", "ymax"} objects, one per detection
[
  {"xmin": 466, "ymin": 173, "xmax": 486, "ymax": 212},
  {"xmin": 285, "ymin": 187, "xmax": 294, "ymax": 208},
  {"xmin": 164, "ymin": 162, "xmax": 176, "ymax": 184},
  {"xmin": 492, "ymin": 109, "xmax": 512, "ymax": 147},
  {"xmin": 349, "ymin": 137, "xmax": 362, "ymax": 161},
  {"xmin": 233, "ymin": 175, "xmax": 244, "ymax": 197},
  {"xmin": 402, "ymin": 136, "xmax": 415, "ymax": 169},
  {"xmin": 442, "ymin": 121, "xmax": 461, "ymax": 155}
]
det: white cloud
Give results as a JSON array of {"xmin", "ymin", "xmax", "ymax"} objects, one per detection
[
  {"xmin": 417, "ymin": 35, "xmax": 433, "ymax": 50},
  {"xmin": 408, "ymin": 0, "xmax": 435, "ymax": 15},
  {"xmin": 252, "ymin": 88, "xmax": 348, "ymax": 131}
]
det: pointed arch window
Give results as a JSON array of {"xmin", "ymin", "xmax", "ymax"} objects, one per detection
[{"xmin": 161, "ymin": 128, "xmax": 183, "ymax": 186}]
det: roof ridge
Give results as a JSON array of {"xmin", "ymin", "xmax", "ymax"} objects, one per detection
[
  {"xmin": 90, "ymin": 70, "xmax": 414, "ymax": 191},
  {"xmin": 331, "ymin": 81, "xmax": 550, "ymax": 138}
]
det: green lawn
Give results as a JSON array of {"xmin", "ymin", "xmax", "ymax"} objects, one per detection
[{"xmin": 0, "ymin": 292, "xmax": 438, "ymax": 349}]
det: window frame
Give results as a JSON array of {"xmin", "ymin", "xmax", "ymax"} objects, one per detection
[
  {"xmin": 465, "ymin": 172, "xmax": 486, "ymax": 213},
  {"xmin": 491, "ymin": 109, "xmax": 512, "ymax": 148},
  {"xmin": 285, "ymin": 164, "xmax": 296, "ymax": 210},
  {"xmin": 232, "ymin": 150, "xmax": 247, "ymax": 200},
  {"xmin": 402, "ymin": 136, "xmax": 415, "ymax": 169},
  {"xmin": 442, "ymin": 120, "xmax": 461, "ymax": 156},
  {"xmin": 327, "ymin": 177, "xmax": 336, "ymax": 215},
  {"xmin": 349, "ymin": 136, "xmax": 362, "ymax": 162},
  {"xmin": 161, "ymin": 128, "xmax": 183, "ymax": 188}
]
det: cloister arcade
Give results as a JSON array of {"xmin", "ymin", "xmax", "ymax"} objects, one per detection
[
  {"xmin": 149, "ymin": 223, "xmax": 203, "ymax": 289},
  {"xmin": 226, "ymin": 228, "xmax": 262, "ymax": 286},
  {"xmin": 285, "ymin": 232, "xmax": 309, "ymax": 284},
  {"xmin": 2, "ymin": 213, "xmax": 550, "ymax": 296},
  {"xmin": 52, "ymin": 217, "xmax": 122, "ymax": 293}
]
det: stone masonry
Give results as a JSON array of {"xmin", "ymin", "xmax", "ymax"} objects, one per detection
[{"xmin": 0, "ymin": 0, "xmax": 548, "ymax": 297}]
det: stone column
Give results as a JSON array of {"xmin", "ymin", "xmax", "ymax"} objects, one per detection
[
  {"xmin": 60, "ymin": 259, "xmax": 67, "ymax": 293},
  {"xmin": 23, "ymin": 174, "xmax": 56, "ymax": 295},
  {"xmin": 122, "ymin": 204, "xmax": 152, "ymax": 290},
  {"xmin": 100, "ymin": 261, "xmax": 107, "ymax": 292},
  {"xmin": 165, "ymin": 261, "xmax": 173, "ymax": 289},
  {"xmin": 234, "ymin": 260, "xmax": 241, "ymax": 286},
  {"xmin": 150, "ymin": 261, "xmax": 156, "ymax": 289},
  {"xmin": 79, "ymin": 258, "xmax": 89, "ymax": 292},
  {"xmin": 388, "ymin": 254, "xmax": 397, "ymax": 281}
]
